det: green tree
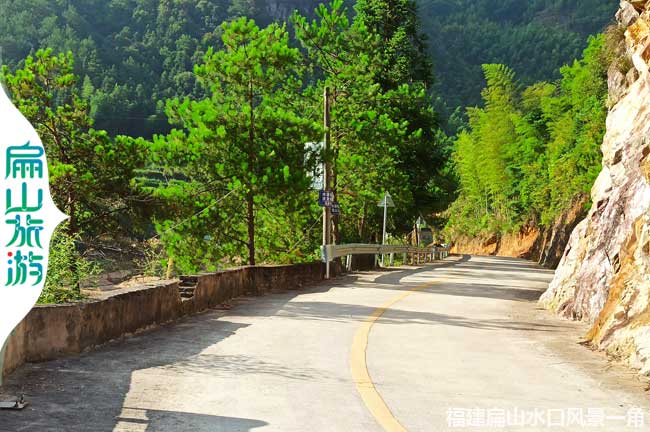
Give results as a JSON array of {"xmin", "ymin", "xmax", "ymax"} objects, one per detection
[
  {"xmin": 446, "ymin": 35, "xmax": 610, "ymax": 239},
  {"xmin": 293, "ymin": 0, "xmax": 412, "ymax": 242},
  {"xmin": 2, "ymin": 49, "xmax": 148, "ymax": 238},
  {"xmin": 355, "ymin": 0, "xmax": 433, "ymax": 90},
  {"xmin": 153, "ymin": 18, "xmax": 318, "ymax": 269}
]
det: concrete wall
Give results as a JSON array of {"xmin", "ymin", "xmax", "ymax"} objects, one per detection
[{"xmin": 2, "ymin": 262, "xmax": 345, "ymax": 379}]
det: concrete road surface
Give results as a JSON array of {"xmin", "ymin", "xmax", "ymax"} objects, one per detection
[{"xmin": 2, "ymin": 255, "xmax": 650, "ymax": 432}]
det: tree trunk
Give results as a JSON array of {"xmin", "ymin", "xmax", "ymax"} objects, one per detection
[
  {"xmin": 358, "ymin": 204, "xmax": 367, "ymax": 240},
  {"xmin": 247, "ymin": 190, "xmax": 255, "ymax": 266},
  {"xmin": 67, "ymin": 185, "xmax": 77, "ymax": 236},
  {"xmin": 67, "ymin": 185, "xmax": 81, "ymax": 293}
]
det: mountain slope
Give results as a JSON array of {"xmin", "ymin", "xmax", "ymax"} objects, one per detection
[
  {"xmin": 0, "ymin": 0, "xmax": 616, "ymax": 136},
  {"xmin": 420, "ymin": 0, "xmax": 617, "ymax": 111}
]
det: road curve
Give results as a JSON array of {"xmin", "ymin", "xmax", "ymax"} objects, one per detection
[{"xmin": 2, "ymin": 255, "xmax": 649, "ymax": 432}]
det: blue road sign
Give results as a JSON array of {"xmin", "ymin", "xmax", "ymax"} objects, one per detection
[{"xmin": 319, "ymin": 190, "xmax": 334, "ymax": 207}]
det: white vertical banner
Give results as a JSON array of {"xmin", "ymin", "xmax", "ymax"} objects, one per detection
[{"xmin": 0, "ymin": 85, "xmax": 67, "ymax": 355}]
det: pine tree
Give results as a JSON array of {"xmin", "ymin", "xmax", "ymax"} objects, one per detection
[{"xmin": 153, "ymin": 18, "xmax": 318, "ymax": 269}]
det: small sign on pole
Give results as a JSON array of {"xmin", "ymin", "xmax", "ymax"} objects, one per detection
[
  {"xmin": 318, "ymin": 190, "xmax": 334, "ymax": 207},
  {"xmin": 305, "ymin": 142, "xmax": 324, "ymax": 190},
  {"xmin": 377, "ymin": 191, "xmax": 395, "ymax": 208},
  {"xmin": 331, "ymin": 201, "xmax": 340, "ymax": 215}
]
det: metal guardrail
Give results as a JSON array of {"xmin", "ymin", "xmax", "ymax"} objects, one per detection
[{"xmin": 320, "ymin": 243, "xmax": 450, "ymax": 277}]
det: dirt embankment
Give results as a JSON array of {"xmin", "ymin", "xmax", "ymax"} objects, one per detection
[{"xmin": 451, "ymin": 194, "xmax": 589, "ymax": 269}]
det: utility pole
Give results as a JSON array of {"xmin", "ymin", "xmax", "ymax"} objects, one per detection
[
  {"xmin": 323, "ymin": 86, "xmax": 332, "ymax": 279},
  {"xmin": 382, "ymin": 194, "xmax": 388, "ymax": 245},
  {"xmin": 381, "ymin": 192, "xmax": 387, "ymax": 266}
]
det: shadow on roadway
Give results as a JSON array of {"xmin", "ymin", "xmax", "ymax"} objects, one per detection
[
  {"xmin": 275, "ymin": 276, "xmax": 566, "ymax": 331},
  {"xmin": 373, "ymin": 255, "xmax": 471, "ymax": 286},
  {"xmin": 0, "ymin": 314, "xmax": 276, "ymax": 432},
  {"xmin": 114, "ymin": 408, "xmax": 267, "ymax": 432}
]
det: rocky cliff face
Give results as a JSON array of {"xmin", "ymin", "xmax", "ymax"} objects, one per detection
[{"xmin": 540, "ymin": 0, "xmax": 650, "ymax": 373}]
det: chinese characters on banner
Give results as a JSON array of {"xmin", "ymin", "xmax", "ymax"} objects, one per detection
[
  {"xmin": 0, "ymin": 85, "xmax": 67, "ymax": 354},
  {"xmin": 5, "ymin": 142, "xmax": 46, "ymax": 287}
]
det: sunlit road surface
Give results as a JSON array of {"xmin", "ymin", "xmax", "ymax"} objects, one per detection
[{"xmin": 2, "ymin": 255, "xmax": 650, "ymax": 432}]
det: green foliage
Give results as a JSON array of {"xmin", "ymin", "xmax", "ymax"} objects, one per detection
[
  {"xmin": 152, "ymin": 18, "xmax": 319, "ymax": 271},
  {"xmin": 38, "ymin": 225, "xmax": 98, "ymax": 304},
  {"xmin": 447, "ymin": 35, "xmax": 609, "ymax": 238},
  {"xmin": 355, "ymin": 0, "xmax": 433, "ymax": 90},
  {"xmin": 2, "ymin": 49, "xmax": 150, "ymax": 238},
  {"xmin": 0, "ymin": 0, "xmax": 615, "ymax": 137},
  {"xmin": 420, "ymin": 0, "xmax": 616, "ymax": 120}
]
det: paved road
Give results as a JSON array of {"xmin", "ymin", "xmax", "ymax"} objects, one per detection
[{"xmin": 2, "ymin": 255, "xmax": 650, "ymax": 432}]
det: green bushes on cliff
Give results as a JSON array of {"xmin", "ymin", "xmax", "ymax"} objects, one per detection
[{"xmin": 446, "ymin": 34, "xmax": 611, "ymax": 238}]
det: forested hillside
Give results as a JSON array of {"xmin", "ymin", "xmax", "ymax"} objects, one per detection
[
  {"xmin": 0, "ymin": 0, "xmax": 615, "ymax": 136},
  {"xmin": 421, "ymin": 0, "xmax": 617, "ymax": 113},
  {"xmin": 0, "ymin": 0, "xmax": 619, "ymax": 302},
  {"xmin": 0, "ymin": 0, "xmax": 316, "ymax": 137}
]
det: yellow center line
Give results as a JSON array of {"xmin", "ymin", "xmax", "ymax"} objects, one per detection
[{"xmin": 351, "ymin": 281, "xmax": 438, "ymax": 432}]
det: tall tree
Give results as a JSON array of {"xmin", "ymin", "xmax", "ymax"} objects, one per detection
[
  {"xmin": 355, "ymin": 0, "xmax": 433, "ymax": 90},
  {"xmin": 153, "ymin": 18, "xmax": 318, "ymax": 269},
  {"xmin": 293, "ymin": 0, "xmax": 412, "ymax": 242},
  {"xmin": 355, "ymin": 0, "xmax": 452, "ymax": 225},
  {"xmin": 2, "ymin": 49, "xmax": 148, "ymax": 238}
]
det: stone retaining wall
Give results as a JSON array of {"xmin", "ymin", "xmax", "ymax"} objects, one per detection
[{"xmin": 2, "ymin": 260, "xmax": 361, "ymax": 379}]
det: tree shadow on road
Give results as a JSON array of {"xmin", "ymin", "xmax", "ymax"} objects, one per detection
[
  {"xmin": 0, "ymin": 314, "xmax": 276, "ymax": 432},
  {"xmin": 275, "ymin": 298, "xmax": 569, "ymax": 332},
  {"xmin": 449, "ymin": 254, "xmax": 557, "ymax": 273},
  {"xmin": 372, "ymin": 255, "xmax": 472, "ymax": 286}
]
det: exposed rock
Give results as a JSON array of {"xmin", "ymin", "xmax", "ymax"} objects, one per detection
[
  {"xmin": 630, "ymin": 0, "xmax": 649, "ymax": 12},
  {"xmin": 537, "ymin": 195, "xmax": 590, "ymax": 268},
  {"xmin": 608, "ymin": 62, "xmax": 628, "ymax": 107},
  {"xmin": 627, "ymin": 66, "xmax": 640, "ymax": 86},
  {"xmin": 451, "ymin": 228, "xmax": 538, "ymax": 258},
  {"xmin": 617, "ymin": 0, "xmax": 640, "ymax": 27},
  {"xmin": 541, "ymin": 0, "xmax": 650, "ymax": 373}
]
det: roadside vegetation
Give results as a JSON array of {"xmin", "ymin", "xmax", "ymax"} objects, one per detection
[
  {"xmin": 0, "ymin": 0, "xmax": 615, "ymax": 303},
  {"xmin": 445, "ymin": 33, "xmax": 614, "ymax": 240},
  {"xmin": 2, "ymin": 0, "xmax": 450, "ymax": 302}
]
